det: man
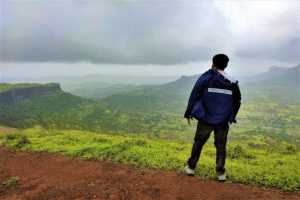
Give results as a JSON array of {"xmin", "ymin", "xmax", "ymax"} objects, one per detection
[{"xmin": 183, "ymin": 54, "xmax": 241, "ymax": 181}]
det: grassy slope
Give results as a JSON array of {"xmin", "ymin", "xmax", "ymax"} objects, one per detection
[{"xmin": 0, "ymin": 125, "xmax": 299, "ymax": 193}]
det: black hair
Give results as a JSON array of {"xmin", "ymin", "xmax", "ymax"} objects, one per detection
[{"xmin": 213, "ymin": 54, "xmax": 229, "ymax": 70}]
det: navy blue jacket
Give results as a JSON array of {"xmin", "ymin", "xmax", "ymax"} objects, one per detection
[{"xmin": 184, "ymin": 68, "xmax": 241, "ymax": 127}]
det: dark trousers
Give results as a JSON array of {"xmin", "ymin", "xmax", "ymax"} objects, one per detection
[{"xmin": 187, "ymin": 119, "xmax": 229, "ymax": 175}]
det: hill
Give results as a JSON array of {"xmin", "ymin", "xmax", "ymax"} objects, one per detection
[
  {"xmin": 0, "ymin": 83, "xmax": 61, "ymax": 108},
  {"xmin": 100, "ymin": 63, "xmax": 300, "ymax": 115}
]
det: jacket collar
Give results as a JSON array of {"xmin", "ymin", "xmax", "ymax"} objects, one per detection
[{"xmin": 210, "ymin": 69, "xmax": 237, "ymax": 84}]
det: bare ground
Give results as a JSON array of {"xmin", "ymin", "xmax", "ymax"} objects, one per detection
[{"xmin": 1, "ymin": 126, "xmax": 299, "ymax": 200}]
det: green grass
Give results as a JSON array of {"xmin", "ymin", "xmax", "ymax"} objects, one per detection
[{"xmin": 1, "ymin": 125, "xmax": 299, "ymax": 194}]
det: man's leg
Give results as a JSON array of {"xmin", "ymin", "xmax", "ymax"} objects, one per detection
[
  {"xmin": 187, "ymin": 120, "xmax": 214, "ymax": 170},
  {"xmin": 213, "ymin": 124, "xmax": 229, "ymax": 175}
]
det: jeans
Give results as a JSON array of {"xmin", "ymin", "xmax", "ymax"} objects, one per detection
[{"xmin": 187, "ymin": 119, "xmax": 229, "ymax": 175}]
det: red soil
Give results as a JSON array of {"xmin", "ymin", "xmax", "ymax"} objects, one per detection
[{"xmin": 1, "ymin": 126, "xmax": 299, "ymax": 200}]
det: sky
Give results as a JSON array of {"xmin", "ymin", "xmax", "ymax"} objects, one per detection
[{"xmin": 1, "ymin": 0, "xmax": 299, "ymax": 79}]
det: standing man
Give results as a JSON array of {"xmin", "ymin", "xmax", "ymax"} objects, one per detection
[{"xmin": 183, "ymin": 54, "xmax": 241, "ymax": 181}]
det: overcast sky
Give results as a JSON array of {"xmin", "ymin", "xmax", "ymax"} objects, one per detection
[{"xmin": 1, "ymin": 0, "xmax": 299, "ymax": 79}]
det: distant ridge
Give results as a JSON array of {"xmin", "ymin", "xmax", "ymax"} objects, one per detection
[
  {"xmin": 3, "ymin": 74, "xmax": 180, "ymax": 86},
  {"xmin": 240, "ymin": 63, "xmax": 299, "ymax": 88},
  {"xmin": 234, "ymin": 63, "xmax": 299, "ymax": 85},
  {"xmin": 2, "ymin": 63, "xmax": 299, "ymax": 88}
]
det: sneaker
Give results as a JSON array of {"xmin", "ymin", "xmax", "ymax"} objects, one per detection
[
  {"xmin": 184, "ymin": 165, "xmax": 195, "ymax": 176},
  {"xmin": 217, "ymin": 172, "xmax": 226, "ymax": 181}
]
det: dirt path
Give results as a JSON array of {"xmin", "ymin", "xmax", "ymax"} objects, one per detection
[{"xmin": 1, "ymin": 126, "xmax": 299, "ymax": 200}]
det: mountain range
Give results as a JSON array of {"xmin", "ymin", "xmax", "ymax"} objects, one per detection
[
  {"xmin": 1, "ymin": 63, "xmax": 299, "ymax": 107},
  {"xmin": 2, "ymin": 63, "xmax": 298, "ymax": 86}
]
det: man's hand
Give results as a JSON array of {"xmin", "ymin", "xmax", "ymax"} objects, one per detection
[{"xmin": 187, "ymin": 117, "xmax": 193, "ymax": 124}]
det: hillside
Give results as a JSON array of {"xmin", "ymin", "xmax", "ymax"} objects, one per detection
[
  {"xmin": 0, "ymin": 64, "xmax": 299, "ymax": 149},
  {"xmin": 55, "ymin": 63, "xmax": 300, "ymax": 112},
  {"xmin": 240, "ymin": 63, "xmax": 299, "ymax": 88},
  {"xmin": 0, "ymin": 83, "xmax": 61, "ymax": 108},
  {"xmin": 100, "ymin": 63, "xmax": 300, "ymax": 114}
]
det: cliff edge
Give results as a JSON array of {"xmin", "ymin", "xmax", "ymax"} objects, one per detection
[{"xmin": 0, "ymin": 83, "xmax": 61, "ymax": 108}]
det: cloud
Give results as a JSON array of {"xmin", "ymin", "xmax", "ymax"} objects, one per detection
[{"xmin": 1, "ymin": 0, "xmax": 299, "ymax": 66}]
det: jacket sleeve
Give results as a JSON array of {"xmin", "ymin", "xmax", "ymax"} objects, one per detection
[
  {"xmin": 184, "ymin": 77, "xmax": 205, "ymax": 118},
  {"xmin": 232, "ymin": 84, "xmax": 242, "ymax": 118}
]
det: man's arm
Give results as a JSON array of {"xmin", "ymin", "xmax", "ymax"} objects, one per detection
[
  {"xmin": 184, "ymin": 77, "xmax": 204, "ymax": 118},
  {"xmin": 232, "ymin": 85, "xmax": 242, "ymax": 119}
]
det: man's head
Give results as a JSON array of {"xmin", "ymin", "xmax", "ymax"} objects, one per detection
[{"xmin": 212, "ymin": 54, "xmax": 229, "ymax": 71}]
